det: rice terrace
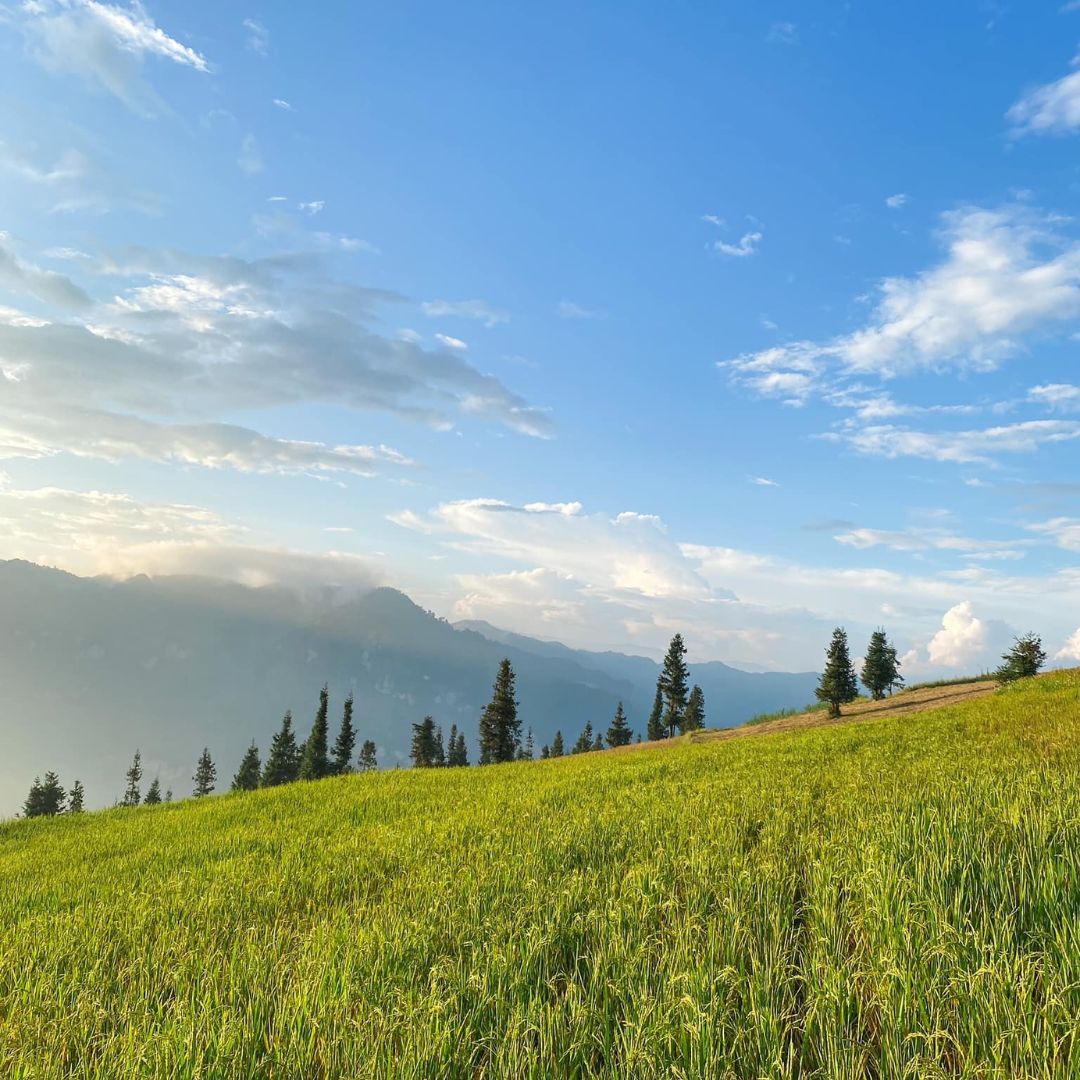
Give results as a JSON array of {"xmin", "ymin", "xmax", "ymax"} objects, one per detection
[{"xmin": 5, "ymin": 669, "xmax": 1080, "ymax": 1077}]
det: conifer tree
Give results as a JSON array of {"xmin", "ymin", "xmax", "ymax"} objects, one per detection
[
  {"xmin": 816, "ymin": 627, "xmax": 860, "ymax": 718},
  {"xmin": 659, "ymin": 634, "xmax": 690, "ymax": 737},
  {"xmin": 517, "ymin": 727, "xmax": 535, "ymax": 760},
  {"xmin": 551, "ymin": 730, "xmax": 565, "ymax": 757},
  {"xmin": 121, "ymin": 750, "xmax": 142, "ymax": 807},
  {"xmin": 193, "ymin": 748, "xmax": 216, "ymax": 797},
  {"xmin": 433, "ymin": 724, "xmax": 446, "ymax": 767},
  {"xmin": 606, "ymin": 702, "xmax": 632, "ymax": 747},
  {"xmin": 411, "ymin": 716, "xmax": 441, "ymax": 768},
  {"xmin": 478, "ymin": 658, "xmax": 520, "ymax": 764},
  {"xmin": 299, "ymin": 685, "xmax": 331, "ymax": 780},
  {"xmin": 357, "ymin": 740, "xmax": 377, "ymax": 772},
  {"xmin": 646, "ymin": 683, "xmax": 665, "ymax": 741},
  {"xmin": 861, "ymin": 629, "xmax": 904, "ymax": 700},
  {"xmin": 144, "ymin": 778, "xmax": 162, "ymax": 805},
  {"xmin": 540, "ymin": 744, "xmax": 550, "ymax": 759},
  {"xmin": 23, "ymin": 772, "xmax": 65, "ymax": 817},
  {"xmin": 67, "ymin": 779, "xmax": 84, "ymax": 814},
  {"xmin": 454, "ymin": 730, "xmax": 469, "ymax": 766},
  {"xmin": 262, "ymin": 711, "xmax": 300, "ymax": 786},
  {"xmin": 164, "ymin": 788, "xmax": 173, "ymax": 803},
  {"xmin": 331, "ymin": 692, "xmax": 357, "ymax": 776},
  {"xmin": 231, "ymin": 741, "xmax": 262, "ymax": 791},
  {"xmin": 996, "ymin": 632, "xmax": 1047, "ymax": 684},
  {"xmin": 572, "ymin": 721, "xmax": 594, "ymax": 754},
  {"xmin": 591, "ymin": 732, "xmax": 604, "ymax": 752},
  {"xmin": 447, "ymin": 724, "xmax": 465, "ymax": 767},
  {"xmin": 683, "ymin": 685, "xmax": 706, "ymax": 731}
]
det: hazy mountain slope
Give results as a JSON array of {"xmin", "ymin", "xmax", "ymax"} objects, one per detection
[{"xmin": 0, "ymin": 561, "xmax": 818, "ymax": 814}]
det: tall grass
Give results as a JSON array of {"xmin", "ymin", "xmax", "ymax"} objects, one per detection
[{"xmin": 3, "ymin": 671, "xmax": 1080, "ymax": 1077}]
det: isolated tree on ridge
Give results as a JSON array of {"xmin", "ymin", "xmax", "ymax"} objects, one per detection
[
  {"xmin": 331, "ymin": 692, "xmax": 357, "ymax": 776},
  {"xmin": 193, "ymin": 748, "xmax": 216, "ymax": 797},
  {"xmin": 23, "ymin": 772, "xmax": 65, "ymax": 818},
  {"xmin": 357, "ymin": 740, "xmax": 378, "ymax": 772},
  {"xmin": 996, "ymin": 633, "xmax": 1047, "ymax": 684},
  {"xmin": 659, "ymin": 634, "xmax": 690, "ymax": 737},
  {"xmin": 550, "ymin": 730, "xmax": 565, "ymax": 758},
  {"xmin": 121, "ymin": 751, "xmax": 142, "ymax": 807},
  {"xmin": 572, "ymin": 721, "xmax": 594, "ymax": 755},
  {"xmin": 299, "ymin": 685, "xmax": 331, "ymax": 780},
  {"xmin": 144, "ymin": 778, "xmax": 162, "ymax": 805},
  {"xmin": 263, "ymin": 711, "xmax": 301, "ymax": 786},
  {"xmin": 478, "ymin": 659, "xmax": 521, "ymax": 764},
  {"xmin": 232, "ymin": 741, "xmax": 262, "ymax": 792},
  {"xmin": 816, "ymin": 628, "xmax": 860, "ymax": 719},
  {"xmin": 683, "ymin": 685, "xmax": 706, "ymax": 731},
  {"xmin": 67, "ymin": 779, "xmax": 84, "ymax": 814},
  {"xmin": 861, "ymin": 629, "xmax": 903, "ymax": 700},
  {"xmin": 646, "ymin": 683, "xmax": 665, "ymax": 742},
  {"xmin": 607, "ymin": 702, "xmax": 632, "ymax": 747}
]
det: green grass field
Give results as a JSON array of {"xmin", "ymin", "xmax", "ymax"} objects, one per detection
[{"xmin": 4, "ymin": 671, "xmax": 1080, "ymax": 1078}]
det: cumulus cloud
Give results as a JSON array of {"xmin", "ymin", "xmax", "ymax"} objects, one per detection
[
  {"xmin": 20, "ymin": 0, "xmax": 209, "ymax": 116},
  {"xmin": 725, "ymin": 205, "xmax": 1080, "ymax": 401},
  {"xmin": 885, "ymin": 193, "xmax": 909, "ymax": 209},
  {"xmin": 713, "ymin": 231, "xmax": 762, "ymax": 258},
  {"xmin": 1056, "ymin": 628, "xmax": 1080, "ymax": 662},
  {"xmin": 420, "ymin": 299, "xmax": 509, "ymax": 327},
  {"xmin": 926, "ymin": 602, "xmax": 987, "ymax": 667},
  {"xmin": 1008, "ymin": 53, "xmax": 1080, "ymax": 136}
]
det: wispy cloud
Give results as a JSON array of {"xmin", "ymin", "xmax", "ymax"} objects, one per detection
[
  {"xmin": 766, "ymin": 21, "xmax": 797, "ymax": 44},
  {"xmin": 885, "ymin": 193, "xmax": 909, "ymax": 209},
  {"xmin": 749, "ymin": 476, "xmax": 779, "ymax": 487},
  {"xmin": 243, "ymin": 18, "xmax": 269, "ymax": 57},
  {"xmin": 1007, "ymin": 52, "xmax": 1080, "ymax": 136},
  {"xmin": 272, "ymin": 98, "xmax": 294, "ymax": 112},
  {"xmin": 20, "ymin": 0, "xmax": 209, "ymax": 116},
  {"xmin": 238, "ymin": 134, "xmax": 263, "ymax": 174},
  {"xmin": 713, "ymin": 231, "xmax": 762, "ymax": 258},
  {"xmin": 556, "ymin": 299, "xmax": 598, "ymax": 319},
  {"xmin": 421, "ymin": 299, "xmax": 510, "ymax": 327}
]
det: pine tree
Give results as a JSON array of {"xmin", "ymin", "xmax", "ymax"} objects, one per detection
[
  {"xmin": 411, "ymin": 716, "xmax": 441, "ymax": 768},
  {"xmin": 121, "ymin": 750, "xmax": 142, "ymax": 807},
  {"xmin": 67, "ymin": 779, "xmax": 84, "ymax": 814},
  {"xmin": 996, "ymin": 632, "xmax": 1047, "ymax": 684},
  {"xmin": 478, "ymin": 659, "xmax": 520, "ymax": 764},
  {"xmin": 357, "ymin": 740, "xmax": 377, "ymax": 772},
  {"xmin": 646, "ymin": 683, "xmax": 665, "ymax": 741},
  {"xmin": 572, "ymin": 721, "xmax": 594, "ymax": 755},
  {"xmin": 144, "ymin": 778, "xmax": 162, "ymax": 805},
  {"xmin": 606, "ymin": 702, "xmax": 632, "ymax": 747},
  {"xmin": 433, "ymin": 725, "xmax": 447, "ymax": 767},
  {"xmin": 331, "ymin": 692, "xmax": 357, "ymax": 776},
  {"xmin": 540, "ymin": 744, "xmax": 550, "ymax": 759},
  {"xmin": 659, "ymin": 634, "xmax": 690, "ymax": 737},
  {"xmin": 164, "ymin": 788, "xmax": 173, "ymax": 803},
  {"xmin": 816, "ymin": 627, "xmax": 860, "ymax": 718},
  {"xmin": 517, "ymin": 727, "xmax": 535, "ymax": 760},
  {"xmin": 861, "ymin": 629, "xmax": 904, "ymax": 700},
  {"xmin": 454, "ymin": 730, "xmax": 469, "ymax": 767},
  {"xmin": 591, "ymin": 732, "xmax": 604, "ymax": 752},
  {"xmin": 683, "ymin": 685, "xmax": 706, "ymax": 731},
  {"xmin": 193, "ymin": 748, "xmax": 216, "ymax": 797},
  {"xmin": 551, "ymin": 730, "xmax": 565, "ymax": 757},
  {"xmin": 262, "ymin": 711, "xmax": 301, "ymax": 786},
  {"xmin": 299, "ymin": 685, "xmax": 331, "ymax": 781},
  {"xmin": 24, "ymin": 772, "xmax": 65, "ymax": 817},
  {"xmin": 231, "ymin": 741, "xmax": 261, "ymax": 792}
]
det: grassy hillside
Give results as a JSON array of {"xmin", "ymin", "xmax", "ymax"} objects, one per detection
[{"xmin": 4, "ymin": 671, "xmax": 1080, "ymax": 1077}]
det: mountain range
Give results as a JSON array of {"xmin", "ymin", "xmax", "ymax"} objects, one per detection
[{"xmin": 0, "ymin": 560, "xmax": 819, "ymax": 814}]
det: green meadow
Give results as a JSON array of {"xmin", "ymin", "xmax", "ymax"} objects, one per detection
[{"xmin": 4, "ymin": 670, "xmax": 1080, "ymax": 1078}]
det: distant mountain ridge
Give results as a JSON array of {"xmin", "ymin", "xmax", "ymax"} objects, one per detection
[{"xmin": 0, "ymin": 560, "xmax": 819, "ymax": 814}]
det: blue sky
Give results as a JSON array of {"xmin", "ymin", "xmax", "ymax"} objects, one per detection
[{"xmin": 3, "ymin": 0, "xmax": 1080, "ymax": 674}]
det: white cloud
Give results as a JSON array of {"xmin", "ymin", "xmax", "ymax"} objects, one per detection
[
  {"xmin": 421, "ymin": 299, "xmax": 509, "ymax": 327},
  {"xmin": 1008, "ymin": 53, "xmax": 1080, "ymax": 136},
  {"xmin": 1028, "ymin": 517, "xmax": 1080, "ymax": 550},
  {"xmin": 767, "ymin": 21, "xmax": 797, "ymax": 44},
  {"xmin": 272, "ymin": 98, "xmax": 293, "ymax": 111},
  {"xmin": 556, "ymin": 300, "xmax": 597, "ymax": 319},
  {"xmin": 243, "ymin": 18, "xmax": 269, "ymax": 57},
  {"xmin": 1056, "ymin": 628, "xmax": 1080, "ymax": 662},
  {"xmin": 713, "ymin": 231, "xmax": 762, "ymax": 258},
  {"xmin": 885, "ymin": 193, "xmax": 909, "ymax": 209},
  {"xmin": 927, "ymin": 601, "xmax": 987, "ymax": 667},
  {"xmin": 1029, "ymin": 383, "xmax": 1080, "ymax": 410},
  {"xmin": 750, "ymin": 476, "xmax": 779, "ymax": 487},
  {"xmin": 0, "ymin": 239, "xmax": 92, "ymax": 310},
  {"xmin": 435, "ymin": 333, "xmax": 467, "ymax": 350},
  {"xmin": 299, "ymin": 200, "xmax": 324, "ymax": 215},
  {"xmin": 834, "ymin": 525, "xmax": 1026, "ymax": 558},
  {"xmin": 21, "ymin": 0, "xmax": 209, "ymax": 116},
  {"xmin": 725, "ymin": 205, "xmax": 1080, "ymax": 398},
  {"xmin": 836, "ymin": 419, "xmax": 1080, "ymax": 463},
  {"xmin": 238, "ymin": 134, "xmax": 263, "ymax": 174}
]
